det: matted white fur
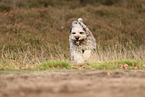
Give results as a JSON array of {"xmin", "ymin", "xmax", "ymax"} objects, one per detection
[{"xmin": 69, "ymin": 18, "xmax": 96, "ymax": 64}]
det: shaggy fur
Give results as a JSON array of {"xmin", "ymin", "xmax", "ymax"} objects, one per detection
[{"xmin": 69, "ymin": 18, "xmax": 96, "ymax": 64}]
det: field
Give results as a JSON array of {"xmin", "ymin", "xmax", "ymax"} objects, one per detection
[{"xmin": 0, "ymin": 0, "xmax": 145, "ymax": 97}]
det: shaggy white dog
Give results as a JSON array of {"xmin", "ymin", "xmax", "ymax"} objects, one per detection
[{"xmin": 69, "ymin": 18, "xmax": 96, "ymax": 64}]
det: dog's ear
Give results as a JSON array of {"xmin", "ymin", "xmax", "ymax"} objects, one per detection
[
  {"xmin": 83, "ymin": 27, "xmax": 86, "ymax": 32},
  {"xmin": 83, "ymin": 27, "xmax": 89, "ymax": 36},
  {"xmin": 78, "ymin": 18, "xmax": 90, "ymax": 36},
  {"xmin": 78, "ymin": 22, "xmax": 88, "ymax": 35},
  {"xmin": 70, "ymin": 21, "xmax": 78, "ymax": 33},
  {"xmin": 70, "ymin": 26, "xmax": 72, "ymax": 33}
]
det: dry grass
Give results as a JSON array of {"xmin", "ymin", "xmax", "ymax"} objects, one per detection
[{"xmin": 0, "ymin": 0, "xmax": 145, "ymax": 69}]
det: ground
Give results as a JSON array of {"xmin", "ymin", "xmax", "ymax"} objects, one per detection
[{"xmin": 0, "ymin": 70, "xmax": 145, "ymax": 97}]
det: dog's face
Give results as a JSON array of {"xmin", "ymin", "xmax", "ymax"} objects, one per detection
[{"xmin": 70, "ymin": 22, "xmax": 87, "ymax": 45}]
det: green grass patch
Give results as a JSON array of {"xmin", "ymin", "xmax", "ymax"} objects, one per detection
[
  {"xmin": 90, "ymin": 60, "xmax": 145, "ymax": 70},
  {"xmin": 33, "ymin": 59, "xmax": 145, "ymax": 70},
  {"xmin": 0, "ymin": 69, "xmax": 37, "ymax": 74},
  {"xmin": 0, "ymin": 60, "xmax": 144, "ymax": 71},
  {"xmin": 35, "ymin": 60, "xmax": 70, "ymax": 70}
]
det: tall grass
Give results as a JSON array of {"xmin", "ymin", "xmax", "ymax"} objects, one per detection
[
  {"xmin": 0, "ymin": 43, "xmax": 144, "ymax": 69},
  {"xmin": 0, "ymin": 0, "xmax": 145, "ymax": 69}
]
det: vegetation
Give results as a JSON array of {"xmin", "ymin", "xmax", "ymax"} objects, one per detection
[{"xmin": 0, "ymin": 0, "xmax": 145, "ymax": 70}]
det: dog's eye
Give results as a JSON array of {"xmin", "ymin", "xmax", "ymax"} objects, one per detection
[
  {"xmin": 72, "ymin": 32, "xmax": 76, "ymax": 34},
  {"xmin": 80, "ymin": 32, "xmax": 84, "ymax": 34}
]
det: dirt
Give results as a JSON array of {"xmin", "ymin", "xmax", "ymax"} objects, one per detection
[{"xmin": 0, "ymin": 70, "xmax": 145, "ymax": 97}]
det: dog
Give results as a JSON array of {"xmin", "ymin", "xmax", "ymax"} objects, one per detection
[{"xmin": 69, "ymin": 18, "xmax": 96, "ymax": 64}]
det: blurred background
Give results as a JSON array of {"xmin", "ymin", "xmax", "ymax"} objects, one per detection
[{"xmin": 0, "ymin": 0, "xmax": 145, "ymax": 67}]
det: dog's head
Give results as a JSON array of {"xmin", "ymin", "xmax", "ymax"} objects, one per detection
[{"xmin": 70, "ymin": 21, "xmax": 87, "ymax": 45}]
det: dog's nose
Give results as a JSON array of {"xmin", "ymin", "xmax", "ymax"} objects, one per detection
[{"xmin": 75, "ymin": 36, "xmax": 79, "ymax": 40}]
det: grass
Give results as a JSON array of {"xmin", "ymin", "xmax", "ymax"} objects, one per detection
[
  {"xmin": 90, "ymin": 60, "xmax": 145, "ymax": 70},
  {"xmin": 34, "ymin": 60, "xmax": 145, "ymax": 70},
  {"xmin": 0, "ymin": 60, "xmax": 145, "ymax": 71},
  {"xmin": 0, "ymin": 0, "xmax": 145, "ymax": 71},
  {"xmin": 36, "ymin": 60, "xmax": 70, "ymax": 70}
]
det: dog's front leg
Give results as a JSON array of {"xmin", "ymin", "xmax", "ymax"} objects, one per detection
[
  {"xmin": 83, "ymin": 50, "xmax": 91, "ymax": 60},
  {"xmin": 73, "ymin": 51, "xmax": 84, "ymax": 64}
]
